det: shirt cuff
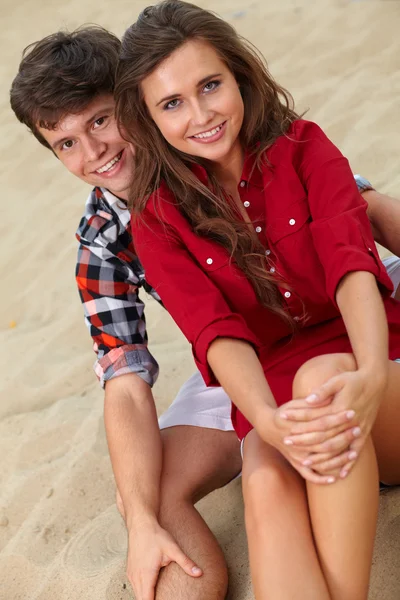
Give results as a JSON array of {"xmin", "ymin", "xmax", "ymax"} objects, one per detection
[
  {"xmin": 311, "ymin": 206, "xmax": 393, "ymax": 305},
  {"xmin": 193, "ymin": 315, "xmax": 261, "ymax": 386},
  {"xmin": 95, "ymin": 344, "xmax": 159, "ymax": 388},
  {"xmin": 354, "ymin": 174, "xmax": 374, "ymax": 194}
]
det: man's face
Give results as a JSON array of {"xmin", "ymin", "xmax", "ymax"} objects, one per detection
[{"xmin": 37, "ymin": 94, "xmax": 134, "ymax": 200}]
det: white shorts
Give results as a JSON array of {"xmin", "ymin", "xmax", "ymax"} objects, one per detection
[{"xmin": 159, "ymin": 255, "xmax": 400, "ymax": 432}]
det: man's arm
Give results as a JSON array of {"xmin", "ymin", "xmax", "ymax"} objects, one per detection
[
  {"xmin": 363, "ymin": 189, "xmax": 400, "ymax": 257},
  {"xmin": 104, "ymin": 374, "xmax": 162, "ymax": 528}
]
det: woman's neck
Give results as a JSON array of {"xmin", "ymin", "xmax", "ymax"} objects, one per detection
[{"xmin": 211, "ymin": 141, "xmax": 245, "ymax": 193}]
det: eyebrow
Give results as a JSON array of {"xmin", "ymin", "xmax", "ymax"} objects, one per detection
[
  {"xmin": 50, "ymin": 105, "xmax": 115, "ymax": 150},
  {"xmin": 156, "ymin": 73, "xmax": 222, "ymax": 106}
]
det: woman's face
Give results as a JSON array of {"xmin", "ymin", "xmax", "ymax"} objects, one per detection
[{"xmin": 141, "ymin": 39, "xmax": 244, "ymax": 167}]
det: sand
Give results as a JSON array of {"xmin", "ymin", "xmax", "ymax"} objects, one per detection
[{"xmin": 1, "ymin": 0, "xmax": 400, "ymax": 598}]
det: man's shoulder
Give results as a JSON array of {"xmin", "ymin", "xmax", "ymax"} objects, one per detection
[
  {"xmin": 76, "ymin": 186, "xmax": 131, "ymax": 246},
  {"xmin": 75, "ymin": 186, "xmax": 143, "ymax": 274}
]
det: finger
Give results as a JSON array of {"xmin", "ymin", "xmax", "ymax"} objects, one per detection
[
  {"xmin": 339, "ymin": 460, "xmax": 357, "ymax": 480},
  {"xmin": 168, "ymin": 546, "xmax": 203, "ymax": 578},
  {"xmin": 289, "ymin": 410, "xmax": 356, "ymax": 435},
  {"xmin": 280, "ymin": 404, "xmax": 337, "ymax": 423},
  {"xmin": 295, "ymin": 464, "xmax": 337, "ymax": 485},
  {"xmin": 308, "ymin": 450, "xmax": 358, "ymax": 474},
  {"xmin": 301, "ymin": 427, "xmax": 361, "ymax": 455},
  {"xmin": 305, "ymin": 376, "xmax": 345, "ymax": 406},
  {"xmin": 134, "ymin": 569, "xmax": 158, "ymax": 600},
  {"xmin": 284, "ymin": 423, "xmax": 358, "ymax": 447}
]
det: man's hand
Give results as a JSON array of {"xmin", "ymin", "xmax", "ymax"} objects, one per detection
[{"xmin": 127, "ymin": 520, "xmax": 202, "ymax": 600}]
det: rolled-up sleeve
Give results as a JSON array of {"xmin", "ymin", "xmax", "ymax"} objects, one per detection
[
  {"xmin": 132, "ymin": 211, "xmax": 261, "ymax": 385},
  {"xmin": 293, "ymin": 120, "xmax": 393, "ymax": 305}
]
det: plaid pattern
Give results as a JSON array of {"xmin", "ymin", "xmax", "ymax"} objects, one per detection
[
  {"xmin": 76, "ymin": 176, "xmax": 373, "ymax": 388},
  {"xmin": 76, "ymin": 187, "xmax": 162, "ymax": 388}
]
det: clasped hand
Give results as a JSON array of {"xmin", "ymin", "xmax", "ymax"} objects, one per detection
[{"xmin": 266, "ymin": 368, "xmax": 386, "ymax": 484}]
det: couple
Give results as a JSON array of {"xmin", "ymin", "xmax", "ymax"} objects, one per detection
[{"xmin": 11, "ymin": 1, "xmax": 400, "ymax": 598}]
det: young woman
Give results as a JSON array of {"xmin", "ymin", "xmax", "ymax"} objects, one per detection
[{"xmin": 115, "ymin": 1, "xmax": 400, "ymax": 597}]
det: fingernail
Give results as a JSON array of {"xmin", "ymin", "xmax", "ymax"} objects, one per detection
[
  {"xmin": 348, "ymin": 451, "xmax": 358, "ymax": 460},
  {"xmin": 352, "ymin": 427, "xmax": 361, "ymax": 437},
  {"xmin": 327, "ymin": 476, "xmax": 335, "ymax": 484},
  {"xmin": 306, "ymin": 394, "xmax": 319, "ymax": 404},
  {"xmin": 340, "ymin": 469, "xmax": 349, "ymax": 479},
  {"xmin": 192, "ymin": 566, "xmax": 202, "ymax": 575},
  {"xmin": 302, "ymin": 459, "xmax": 312, "ymax": 466},
  {"xmin": 346, "ymin": 410, "xmax": 355, "ymax": 420},
  {"xmin": 280, "ymin": 412, "xmax": 288, "ymax": 420},
  {"xmin": 284, "ymin": 438, "xmax": 293, "ymax": 445}
]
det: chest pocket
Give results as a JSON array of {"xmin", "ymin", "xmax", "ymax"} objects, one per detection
[{"xmin": 266, "ymin": 198, "xmax": 311, "ymax": 244}]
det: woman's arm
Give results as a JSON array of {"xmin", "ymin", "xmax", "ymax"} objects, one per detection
[
  {"xmin": 336, "ymin": 270, "xmax": 388, "ymax": 376},
  {"xmin": 207, "ymin": 337, "xmax": 351, "ymax": 484}
]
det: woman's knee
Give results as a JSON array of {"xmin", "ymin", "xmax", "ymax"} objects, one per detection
[
  {"xmin": 243, "ymin": 455, "xmax": 302, "ymax": 520},
  {"xmin": 293, "ymin": 353, "xmax": 356, "ymax": 398}
]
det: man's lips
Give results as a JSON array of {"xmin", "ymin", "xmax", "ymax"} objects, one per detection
[{"xmin": 93, "ymin": 150, "xmax": 124, "ymax": 174}]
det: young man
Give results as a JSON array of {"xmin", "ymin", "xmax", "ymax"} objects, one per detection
[{"xmin": 10, "ymin": 26, "xmax": 400, "ymax": 600}]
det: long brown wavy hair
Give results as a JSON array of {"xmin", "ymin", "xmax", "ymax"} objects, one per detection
[{"xmin": 115, "ymin": 0, "xmax": 300, "ymax": 326}]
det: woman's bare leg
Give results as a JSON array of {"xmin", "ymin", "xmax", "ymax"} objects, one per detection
[
  {"xmin": 294, "ymin": 354, "xmax": 380, "ymax": 600},
  {"xmin": 242, "ymin": 429, "xmax": 331, "ymax": 600}
]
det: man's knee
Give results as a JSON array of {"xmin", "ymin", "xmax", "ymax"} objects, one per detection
[{"xmin": 293, "ymin": 353, "xmax": 356, "ymax": 398}]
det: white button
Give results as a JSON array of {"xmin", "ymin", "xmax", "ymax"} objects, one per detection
[
  {"xmin": 244, "ymin": 201, "xmax": 250, "ymax": 208},
  {"xmin": 206, "ymin": 258, "xmax": 213, "ymax": 265},
  {"xmin": 255, "ymin": 226, "xmax": 262, "ymax": 233},
  {"xmin": 368, "ymin": 247, "xmax": 372, "ymax": 251},
  {"xmin": 284, "ymin": 291, "xmax": 291, "ymax": 298},
  {"xmin": 265, "ymin": 249, "xmax": 271, "ymax": 256},
  {"xmin": 270, "ymin": 267, "xmax": 276, "ymax": 273},
  {"xmin": 289, "ymin": 218, "xmax": 296, "ymax": 226},
  {"xmin": 294, "ymin": 316, "xmax": 300, "ymax": 322},
  {"xmin": 240, "ymin": 180, "xmax": 246, "ymax": 187}
]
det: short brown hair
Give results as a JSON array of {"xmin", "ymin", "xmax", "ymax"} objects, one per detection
[{"xmin": 10, "ymin": 26, "xmax": 121, "ymax": 149}]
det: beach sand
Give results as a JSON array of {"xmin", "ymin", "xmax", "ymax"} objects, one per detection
[{"xmin": 1, "ymin": 0, "xmax": 400, "ymax": 598}]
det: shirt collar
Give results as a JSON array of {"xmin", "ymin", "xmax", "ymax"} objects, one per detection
[{"xmin": 189, "ymin": 147, "xmax": 264, "ymax": 190}]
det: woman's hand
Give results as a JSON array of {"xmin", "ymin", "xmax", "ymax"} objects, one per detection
[
  {"xmin": 282, "ymin": 367, "xmax": 387, "ymax": 478},
  {"xmin": 257, "ymin": 400, "xmax": 357, "ymax": 484},
  {"xmin": 126, "ymin": 519, "xmax": 202, "ymax": 600}
]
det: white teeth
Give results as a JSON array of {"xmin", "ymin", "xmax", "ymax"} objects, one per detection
[
  {"xmin": 96, "ymin": 153, "xmax": 121, "ymax": 173},
  {"xmin": 193, "ymin": 125, "xmax": 222, "ymax": 139}
]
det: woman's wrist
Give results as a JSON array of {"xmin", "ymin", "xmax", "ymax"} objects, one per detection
[{"xmin": 253, "ymin": 403, "xmax": 278, "ymax": 443}]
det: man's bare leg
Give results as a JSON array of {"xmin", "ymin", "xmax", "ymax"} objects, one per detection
[{"xmin": 118, "ymin": 426, "xmax": 241, "ymax": 599}]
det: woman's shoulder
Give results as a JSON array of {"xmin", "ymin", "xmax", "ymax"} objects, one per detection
[
  {"xmin": 270, "ymin": 118, "xmax": 343, "ymax": 170},
  {"xmin": 138, "ymin": 180, "xmax": 193, "ymax": 236}
]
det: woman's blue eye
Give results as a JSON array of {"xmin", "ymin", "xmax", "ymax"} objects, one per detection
[
  {"xmin": 203, "ymin": 80, "xmax": 220, "ymax": 92},
  {"xmin": 164, "ymin": 99, "xmax": 180, "ymax": 110}
]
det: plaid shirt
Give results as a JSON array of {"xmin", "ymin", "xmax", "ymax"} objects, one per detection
[
  {"xmin": 76, "ymin": 176, "xmax": 373, "ymax": 388},
  {"xmin": 76, "ymin": 187, "xmax": 162, "ymax": 388}
]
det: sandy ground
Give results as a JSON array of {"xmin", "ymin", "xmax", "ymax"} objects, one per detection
[{"xmin": 1, "ymin": 0, "xmax": 400, "ymax": 598}]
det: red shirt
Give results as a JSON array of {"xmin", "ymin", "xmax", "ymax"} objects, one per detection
[{"xmin": 132, "ymin": 120, "xmax": 400, "ymax": 440}]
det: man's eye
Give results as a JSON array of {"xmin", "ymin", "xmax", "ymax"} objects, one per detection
[
  {"xmin": 62, "ymin": 140, "xmax": 74, "ymax": 150},
  {"xmin": 94, "ymin": 116, "xmax": 106, "ymax": 127}
]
